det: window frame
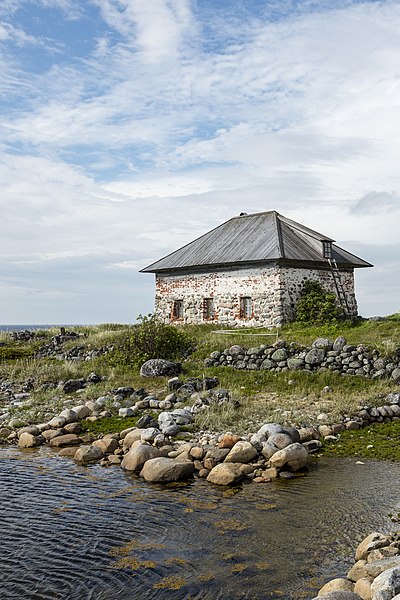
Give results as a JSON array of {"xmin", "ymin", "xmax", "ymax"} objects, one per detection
[
  {"xmin": 172, "ymin": 299, "xmax": 184, "ymax": 320},
  {"xmin": 323, "ymin": 241, "xmax": 332, "ymax": 259},
  {"xmin": 239, "ymin": 296, "xmax": 253, "ymax": 320},
  {"xmin": 203, "ymin": 297, "xmax": 214, "ymax": 320}
]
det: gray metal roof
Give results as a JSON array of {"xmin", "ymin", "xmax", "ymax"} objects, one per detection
[{"xmin": 141, "ymin": 211, "xmax": 373, "ymax": 273}]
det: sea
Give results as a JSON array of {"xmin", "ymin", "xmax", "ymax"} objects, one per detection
[{"xmin": 0, "ymin": 324, "xmax": 79, "ymax": 332}]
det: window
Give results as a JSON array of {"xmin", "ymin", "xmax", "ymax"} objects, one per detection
[
  {"xmin": 323, "ymin": 241, "xmax": 332, "ymax": 259},
  {"xmin": 172, "ymin": 300, "xmax": 183, "ymax": 320},
  {"xmin": 240, "ymin": 296, "xmax": 252, "ymax": 319},
  {"xmin": 203, "ymin": 298, "xmax": 214, "ymax": 320}
]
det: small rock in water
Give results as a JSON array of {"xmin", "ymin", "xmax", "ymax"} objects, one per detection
[{"xmin": 74, "ymin": 445, "xmax": 104, "ymax": 464}]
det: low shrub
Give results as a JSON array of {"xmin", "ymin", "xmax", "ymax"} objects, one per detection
[
  {"xmin": 108, "ymin": 314, "xmax": 194, "ymax": 367},
  {"xmin": 295, "ymin": 280, "xmax": 344, "ymax": 324}
]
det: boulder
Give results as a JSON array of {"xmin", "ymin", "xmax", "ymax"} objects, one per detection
[
  {"xmin": 18, "ymin": 425, "xmax": 41, "ymax": 437},
  {"xmin": 229, "ymin": 345, "xmax": 246, "ymax": 355},
  {"xmin": 63, "ymin": 379, "xmax": 86, "ymax": 393},
  {"xmin": 257, "ymin": 423, "xmax": 284, "ymax": 439},
  {"xmin": 42, "ymin": 428, "xmax": 66, "ymax": 441},
  {"xmin": 347, "ymin": 560, "xmax": 367, "ymax": 582},
  {"xmin": 140, "ymin": 428, "xmax": 161, "ymax": 443},
  {"xmin": 140, "ymin": 457, "xmax": 194, "ymax": 482},
  {"xmin": 355, "ymin": 532, "xmax": 391, "ymax": 561},
  {"xmin": 271, "ymin": 348, "xmax": 288, "ymax": 362},
  {"xmin": 392, "ymin": 368, "xmax": 400, "ymax": 383},
  {"xmin": 224, "ymin": 440, "xmax": 258, "ymax": 463},
  {"xmin": 64, "ymin": 422, "xmax": 82, "ymax": 434},
  {"xmin": 71, "ymin": 405, "xmax": 90, "ymax": 419},
  {"xmin": 333, "ymin": 336, "xmax": 347, "ymax": 352},
  {"xmin": 58, "ymin": 447, "xmax": 79, "ymax": 458},
  {"xmin": 312, "ymin": 593, "xmax": 361, "ymax": 600},
  {"xmin": 313, "ymin": 337, "xmax": 333, "ymax": 350},
  {"xmin": 158, "ymin": 418, "xmax": 179, "ymax": 436},
  {"xmin": 305, "ymin": 348, "xmax": 326, "ymax": 365},
  {"xmin": 318, "ymin": 579, "xmax": 355, "ymax": 596},
  {"xmin": 370, "ymin": 566, "xmax": 400, "ymax": 600},
  {"xmin": 18, "ymin": 432, "xmax": 43, "ymax": 448},
  {"xmin": 92, "ymin": 437, "xmax": 119, "ymax": 454},
  {"xmin": 368, "ymin": 547, "xmax": 399, "ymax": 562},
  {"xmin": 58, "ymin": 409, "xmax": 78, "ymax": 423},
  {"xmin": 140, "ymin": 359, "xmax": 182, "ymax": 378},
  {"xmin": 170, "ymin": 408, "xmax": 193, "ymax": 425},
  {"xmin": 364, "ymin": 556, "xmax": 400, "ymax": 578},
  {"xmin": 121, "ymin": 444, "xmax": 162, "ymax": 472},
  {"xmin": 354, "ymin": 578, "xmax": 372, "ymax": 600},
  {"xmin": 48, "ymin": 416, "xmax": 67, "ymax": 429},
  {"xmin": 206, "ymin": 463, "xmax": 243, "ymax": 485},
  {"xmin": 287, "ymin": 358, "xmax": 304, "ymax": 370},
  {"xmin": 136, "ymin": 414, "xmax": 156, "ymax": 428},
  {"xmin": 387, "ymin": 392, "xmax": 400, "ymax": 405},
  {"xmin": 262, "ymin": 467, "xmax": 279, "ymax": 479},
  {"xmin": 268, "ymin": 432, "xmax": 293, "ymax": 449},
  {"xmin": 261, "ymin": 441, "xmax": 279, "ymax": 460},
  {"xmin": 260, "ymin": 359, "xmax": 273, "ymax": 370},
  {"xmin": 190, "ymin": 446, "xmax": 205, "ymax": 460},
  {"xmin": 122, "ymin": 429, "xmax": 145, "ymax": 449},
  {"xmin": 298, "ymin": 426, "xmax": 320, "ymax": 442},
  {"xmin": 269, "ymin": 443, "xmax": 308, "ymax": 471},
  {"xmin": 157, "ymin": 409, "xmax": 192, "ymax": 436},
  {"xmin": 49, "ymin": 433, "xmax": 81, "ymax": 447},
  {"xmin": 303, "ymin": 440, "xmax": 323, "ymax": 453},
  {"xmin": 205, "ymin": 447, "xmax": 230, "ymax": 463},
  {"xmin": 74, "ymin": 445, "xmax": 104, "ymax": 464},
  {"xmin": 118, "ymin": 407, "xmax": 137, "ymax": 418}
]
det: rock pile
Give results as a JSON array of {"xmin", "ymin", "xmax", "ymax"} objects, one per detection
[
  {"xmin": 36, "ymin": 341, "xmax": 112, "ymax": 361},
  {"xmin": 103, "ymin": 420, "xmax": 309, "ymax": 483},
  {"xmin": 205, "ymin": 337, "xmax": 400, "ymax": 383},
  {"xmin": 10, "ymin": 330, "xmax": 38, "ymax": 341},
  {"xmin": 312, "ymin": 530, "xmax": 400, "ymax": 599},
  {"xmin": 5, "ymin": 392, "xmax": 312, "ymax": 485}
]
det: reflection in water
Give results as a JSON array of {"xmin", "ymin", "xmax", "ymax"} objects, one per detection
[{"xmin": 1, "ymin": 446, "xmax": 399, "ymax": 600}]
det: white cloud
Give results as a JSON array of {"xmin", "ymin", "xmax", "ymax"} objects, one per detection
[
  {"xmin": 350, "ymin": 191, "xmax": 400, "ymax": 215},
  {"xmin": 1, "ymin": 0, "xmax": 400, "ymax": 322},
  {"xmin": 93, "ymin": 0, "xmax": 195, "ymax": 61}
]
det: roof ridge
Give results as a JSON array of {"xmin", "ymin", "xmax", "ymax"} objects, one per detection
[
  {"xmin": 278, "ymin": 214, "xmax": 335, "ymax": 242},
  {"xmin": 274, "ymin": 212, "xmax": 285, "ymax": 258}
]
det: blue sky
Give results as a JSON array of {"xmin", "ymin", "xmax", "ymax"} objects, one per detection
[{"xmin": 1, "ymin": 0, "xmax": 400, "ymax": 324}]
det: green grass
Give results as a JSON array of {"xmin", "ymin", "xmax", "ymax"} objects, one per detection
[
  {"xmin": 0, "ymin": 317, "xmax": 399, "ymax": 434},
  {"xmin": 322, "ymin": 420, "xmax": 400, "ymax": 461},
  {"xmin": 0, "ymin": 346, "xmax": 36, "ymax": 360},
  {"xmin": 80, "ymin": 416, "xmax": 141, "ymax": 435}
]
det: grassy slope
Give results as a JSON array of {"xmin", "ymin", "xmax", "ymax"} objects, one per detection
[{"xmin": 0, "ymin": 316, "xmax": 399, "ymax": 435}]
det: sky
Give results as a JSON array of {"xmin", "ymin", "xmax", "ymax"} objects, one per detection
[{"xmin": 1, "ymin": 0, "xmax": 400, "ymax": 324}]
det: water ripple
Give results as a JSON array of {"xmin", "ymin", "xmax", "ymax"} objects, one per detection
[{"xmin": 1, "ymin": 447, "xmax": 399, "ymax": 600}]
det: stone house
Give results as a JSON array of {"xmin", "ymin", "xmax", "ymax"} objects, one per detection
[{"xmin": 140, "ymin": 211, "xmax": 372, "ymax": 327}]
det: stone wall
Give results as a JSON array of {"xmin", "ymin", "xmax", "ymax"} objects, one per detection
[
  {"xmin": 154, "ymin": 264, "xmax": 357, "ymax": 326},
  {"xmin": 204, "ymin": 336, "xmax": 400, "ymax": 384}
]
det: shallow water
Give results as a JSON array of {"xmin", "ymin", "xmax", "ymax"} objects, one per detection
[{"xmin": 1, "ymin": 447, "xmax": 399, "ymax": 600}]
